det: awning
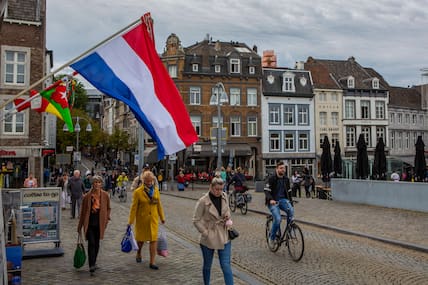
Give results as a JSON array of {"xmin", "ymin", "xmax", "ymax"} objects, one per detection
[
  {"xmin": 190, "ymin": 143, "xmax": 252, "ymax": 157},
  {"xmin": 391, "ymin": 156, "xmax": 414, "ymax": 166},
  {"xmin": 144, "ymin": 147, "xmax": 158, "ymax": 163}
]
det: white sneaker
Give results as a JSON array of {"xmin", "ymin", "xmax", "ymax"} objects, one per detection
[{"xmin": 268, "ymin": 238, "xmax": 277, "ymax": 248}]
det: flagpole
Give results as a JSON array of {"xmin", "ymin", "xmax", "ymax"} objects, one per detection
[{"xmin": 0, "ymin": 18, "xmax": 142, "ymax": 111}]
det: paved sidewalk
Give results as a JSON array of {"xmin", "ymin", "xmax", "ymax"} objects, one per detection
[{"xmin": 163, "ymin": 182, "xmax": 428, "ymax": 251}]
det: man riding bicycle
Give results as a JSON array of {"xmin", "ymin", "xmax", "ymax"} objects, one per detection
[{"xmin": 264, "ymin": 161, "xmax": 295, "ymax": 247}]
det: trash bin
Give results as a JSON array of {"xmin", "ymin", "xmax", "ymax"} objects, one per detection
[{"xmin": 255, "ymin": 181, "xmax": 265, "ymax": 192}]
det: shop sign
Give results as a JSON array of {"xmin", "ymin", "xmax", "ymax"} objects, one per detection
[{"xmin": 0, "ymin": 149, "xmax": 16, "ymax": 156}]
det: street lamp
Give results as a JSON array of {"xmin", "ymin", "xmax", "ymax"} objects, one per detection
[
  {"xmin": 210, "ymin": 82, "xmax": 228, "ymax": 171},
  {"xmin": 63, "ymin": 116, "xmax": 92, "ymax": 167}
]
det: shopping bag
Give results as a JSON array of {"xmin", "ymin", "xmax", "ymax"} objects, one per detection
[
  {"xmin": 129, "ymin": 226, "xmax": 139, "ymax": 251},
  {"xmin": 121, "ymin": 225, "xmax": 133, "ymax": 253},
  {"xmin": 157, "ymin": 228, "xmax": 168, "ymax": 257},
  {"xmin": 73, "ymin": 233, "xmax": 86, "ymax": 268}
]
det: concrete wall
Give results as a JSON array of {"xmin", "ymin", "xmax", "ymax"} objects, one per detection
[{"xmin": 331, "ymin": 179, "xmax": 428, "ymax": 213}]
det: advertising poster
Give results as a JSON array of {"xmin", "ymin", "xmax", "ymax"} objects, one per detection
[{"xmin": 21, "ymin": 188, "xmax": 61, "ymax": 243}]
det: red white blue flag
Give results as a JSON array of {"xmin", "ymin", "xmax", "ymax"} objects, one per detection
[{"xmin": 71, "ymin": 13, "xmax": 197, "ymax": 160}]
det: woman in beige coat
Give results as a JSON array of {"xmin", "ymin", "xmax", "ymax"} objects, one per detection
[
  {"xmin": 128, "ymin": 171, "xmax": 165, "ymax": 270},
  {"xmin": 77, "ymin": 175, "xmax": 111, "ymax": 275},
  {"xmin": 193, "ymin": 177, "xmax": 234, "ymax": 285}
]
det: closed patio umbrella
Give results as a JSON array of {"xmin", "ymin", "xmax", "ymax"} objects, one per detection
[
  {"xmin": 356, "ymin": 134, "xmax": 369, "ymax": 179},
  {"xmin": 414, "ymin": 136, "xmax": 426, "ymax": 182},
  {"xmin": 372, "ymin": 137, "xmax": 387, "ymax": 180},
  {"xmin": 333, "ymin": 141, "xmax": 342, "ymax": 177},
  {"xmin": 320, "ymin": 136, "xmax": 332, "ymax": 182}
]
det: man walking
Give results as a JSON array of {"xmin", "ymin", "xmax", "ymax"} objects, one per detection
[{"xmin": 68, "ymin": 170, "xmax": 85, "ymax": 219}]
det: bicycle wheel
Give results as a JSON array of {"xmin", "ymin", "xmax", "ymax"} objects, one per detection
[
  {"xmin": 265, "ymin": 216, "xmax": 280, "ymax": 252},
  {"xmin": 229, "ymin": 192, "xmax": 236, "ymax": 212},
  {"xmin": 240, "ymin": 198, "xmax": 248, "ymax": 215},
  {"xmin": 286, "ymin": 223, "xmax": 304, "ymax": 262}
]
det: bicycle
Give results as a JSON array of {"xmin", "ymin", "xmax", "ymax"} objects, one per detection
[
  {"xmin": 228, "ymin": 191, "xmax": 252, "ymax": 215},
  {"xmin": 265, "ymin": 213, "xmax": 304, "ymax": 262}
]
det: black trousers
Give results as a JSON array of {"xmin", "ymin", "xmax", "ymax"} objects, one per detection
[{"xmin": 86, "ymin": 224, "xmax": 100, "ymax": 268}]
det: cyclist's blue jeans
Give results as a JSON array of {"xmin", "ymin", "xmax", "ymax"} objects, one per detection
[
  {"xmin": 268, "ymin": 198, "xmax": 294, "ymax": 240},
  {"xmin": 200, "ymin": 242, "xmax": 233, "ymax": 285}
]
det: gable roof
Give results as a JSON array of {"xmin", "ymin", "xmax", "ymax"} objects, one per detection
[
  {"xmin": 262, "ymin": 67, "xmax": 314, "ymax": 97},
  {"xmin": 389, "ymin": 86, "xmax": 421, "ymax": 110}
]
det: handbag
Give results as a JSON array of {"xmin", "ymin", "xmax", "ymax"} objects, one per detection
[
  {"xmin": 121, "ymin": 225, "xmax": 133, "ymax": 253},
  {"xmin": 228, "ymin": 228, "xmax": 239, "ymax": 240},
  {"xmin": 73, "ymin": 233, "xmax": 86, "ymax": 268}
]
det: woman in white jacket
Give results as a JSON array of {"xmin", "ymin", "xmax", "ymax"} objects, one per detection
[{"xmin": 193, "ymin": 177, "xmax": 234, "ymax": 285}]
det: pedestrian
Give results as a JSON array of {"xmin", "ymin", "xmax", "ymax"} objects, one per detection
[
  {"xmin": 391, "ymin": 171, "xmax": 400, "ymax": 182},
  {"xmin": 83, "ymin": 171, "xmax": 92, "ymax": 193},
  {"xmin": 192, "ymin": 177, "xmax": 234, "ymax": 285},
  {"xmin": 23, "ymin": 173, "xmax": 38, "ymax": 188},
  {"xmin": 157, "ymin": 171, "xmax": 164, "ymax": 191},
  {"xmin": 302, "ymin": 167, "xmax": 315, "ymax": 198},
  {"xmin": 77, "ymin": 175, "xmax": 111, "ymax": 275},
  {"xmin": 227, "ymin": 167, "xmax": 247, "ymax": 199},
  {"xmin": 291, "ymin": 170, "xmax": 302, "ymax": 198},
  {"xmin": 265, "ymin": 161, "xmax": 295, "ymax": 247},
  {"xmin": 57, "ymin": 173, "xmax": 69, "ymax": 210},
  {"xmin": 67, "ymin": 170, "xmax": 85, "ymax": 219},
  {"xmin": 176, "ymin": 171, "xmax": 185, "ymax": 191},
  {"xmin": 127, "ymin": 171, "xmax": 165, "ymax": 270}
]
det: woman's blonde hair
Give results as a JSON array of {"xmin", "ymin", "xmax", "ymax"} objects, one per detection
[
  {"xmin": 141, "ymin": 171, "xmax": 155, "ymax": 182},
  {"xmin": 210, "ymin": 177, "xmax": 224, "ymax": 187}
]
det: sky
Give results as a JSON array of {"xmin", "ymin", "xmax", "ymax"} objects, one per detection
[{"xmin": 46, "ymin": 0, "xmax": 428, "ymax": 88}]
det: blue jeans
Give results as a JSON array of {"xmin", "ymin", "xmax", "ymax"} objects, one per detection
[
  {"xmin": 200, "ymin": 242, "xmax": 233, "ymax": 285},
  {"xmin": 268, "ymin": 198, "xmax": 294, "ymax": 240}
]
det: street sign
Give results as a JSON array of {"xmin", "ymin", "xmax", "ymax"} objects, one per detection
[
  {"xmin": 210, "ymin": 127, "xmax": 227, "ymax": 143},
  {"xmin": 66, "ymin": 146, "xmax": 73, "ymax": 152},
  {"xmin": 73, "ymin": 151, "xmax": 81, "ymax": 162},
  {"xmin": 56, "ymin": 153, "xmax": 71, "ymax": 165},
  {"xmin": 169, "ymin": 153, "xmax": 177, "ymax": 161}
]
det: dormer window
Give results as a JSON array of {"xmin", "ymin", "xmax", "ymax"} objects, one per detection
[
  {"xmin": 249, "ymin": 66, "xmax": 255, "ymax": 74},
  {"xmin": 215, "ymin": 64, "xmax": 221, "ymax": 73},
  {"xmin": 347, "ymin": 76, "xmax": 355, "ymax": 88},
  {"xmin": 372, "ymin": 78, "xmax": 379, "ymax": 89},
  {"xmin": 230, "ymin": 58, "xmax": 240, "ymax": 73},
  {"xmin": 192, "ymin": 63, "xmax": 199, "ymax": 72},
  {"xmin": 282, "ymin": 72, "xmax": 295, "ymax": 92}
]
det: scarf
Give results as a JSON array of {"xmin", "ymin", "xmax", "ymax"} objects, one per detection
[
  {"xmin": 91, "ymin": 190, "xmax": 100, "ymax": 213},
  {"xmin": 145, "ymin": 185, "xmax": 154, "ymax": 199}
]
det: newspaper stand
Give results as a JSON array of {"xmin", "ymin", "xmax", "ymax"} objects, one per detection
[{"xmin": 20, "ymin": 187, "xmax": 63, "ymax": 258}]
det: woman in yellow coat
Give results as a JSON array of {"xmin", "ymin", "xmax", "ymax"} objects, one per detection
[{"xmin": 128, "ymin": 171, "xmax": 165, "ymax": 270}]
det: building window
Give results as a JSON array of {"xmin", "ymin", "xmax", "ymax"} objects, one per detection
[
  {"xmin": 361, "ymin": 101, "xmax": 370, "ymax": 119},
  {"xmin": 397, "ymin": 113, "xmax": 402, "ymax": 124},
  {"xmin": 192, "ymin": 63, "xmax": 199, "ymax": 72},
  {"xmin": 375, "ymin": 101, "xmax": 385, "ymax": 119},
  {"xmin": 390, "ymin": 131, "xmax": 395, "ymax": 149},
  {"xmin": 419, "ymin": 115, "xmax": 424, "ymax": 125},
  {"xmin": 345, "ymin": 100, "xmax": 355, "ymax": 119},
  {"xmin": 189, "ymin": 87, "xmax": 201, "ymax": 105},
  {"xmin": 230, "ymin": 58, "xmax": 240, "ymax": 73},
  {"xmin": 269, "ymin": 132, "xmax": 281, "ymax": 151},
  {"xmin": 405, "ymin": 132, "xmax": 410, "ymax": 149},
  {"xmin": 372, "ymin": 78, "xmax": 379, "ymax": 89},
  {"xmin": 283, "ymin": 104, "xmax": 294, "ymax": 125},
  {"xmin": 229, "ymin": 88, "xmax": 241, "ymax": 106},
  {"xmin": 412, "ymin": 114, "xmax": 417, "ymax": 124},
  {"xmin": 168, "ymin": 65, "xmax": 177, "ymax": 78},
  {"xmin": 405, "ymin": 114, "xmax": 410, "ymax": 124},
  {"xmin": 331, "ymin": 112, "xmax": 338, "ymax": 126},
  {"xmin": 3, "ymin": 102, "xmax": 24, "ymax": 134},
  {"xmin": 346, "ymin": 126, "xmax": 356, "ymax": 147},
  {"xmin": 413, "ymin": 132, "xmax": 418, "ymax": 144},
  {"xmin": 249, "ymin": 66, "xmax": 255, "ymax": 74},
  {"xmin": 282, "ymin": 72, "xmax": 295, "ymax": 92},
  {"xmin": 347, "ymin": 76, "xmax": 355, "ymax": 88},
  {"xmin": 331, "ymin": 93, "xmax": 338, "ymax": 102},
  {"xmin": 298, "ymin": 132, "xmax": 309, "ymax": 151},
  {"xmin": 319, "ymin": 112, "xmax": 327, "ymax": 126},
  {"xmin": 191, "ymin": 115, "xmax": 201, "ymax": 136},
  {"xmin": 397, "ymin": 132, "xmax": 402, "ymax": 149},
  {"xmin": 284, "ymin": 132, "xmax": 295, "ymax": 151},
  {"xmin": 319, "ymin": 92, "xmax": 327, "ymax": 102},
  {"xmin": 215, "ymin": 65, "xmax": 221, "ymax": 73},
  {"xmin": 297, "ymin": 105, "xmax": 309, "ymax": 125},
  {"xmin": 390, "ymin": 113, "xmax": 395, "ymax": 124},
  {"xmin": 332, "ymin": 133, "xmax": 339, "ymax": 148},
  {"xmin": 230, "ymin": 115, "xmax": 241, "ymax": 137},
  {"xmin": 320, "ymin": 133, "xmax": 327, "ymax": 148},
  {"xmin": 269, "ymin": 104, "xmax": 281, "ymax": 125},
  {"xmin": 212, "ymin": 115, "xmax": 223, "ymax": 127},
  {"xmin": 2, "ymin": 47, "xmax": 30, "ymax": 86},
  {"xmin": 361, "ymin": 127, "xmax": 371, "ymax": 146},
  {"xmin": 247, "ymin": 116, "xmax": 257, "ymax": 136},
  {"xmin": 247, "ymin": 88, "xmax": 257, "ymax": 106},
  {"xmin": 376, "ymin": 127, "xmax": 385, "ymax": 141}
]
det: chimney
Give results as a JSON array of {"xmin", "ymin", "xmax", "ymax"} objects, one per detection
[{"xmin": 262, "ymin": 50, "xmax": 277, "ymax": 68}]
